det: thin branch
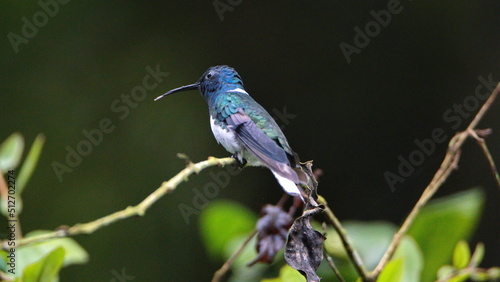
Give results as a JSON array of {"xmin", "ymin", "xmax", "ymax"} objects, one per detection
[
  {"xmin": 319, "ymin": 200, "xmax": 369, "ymax": 281},
  {"xmin": 303, "ymin": 161, "xmax": 369, "ymax": 280},
  {"xmin": 369, "ymin": 81, "xmax": 500, "ymax": 281},
  {"xmin": 0, "ymin": 173, "xmax": 9, "ymax": 209},
  {"xmin": 436, "ymin": 266, "xmax": 500, "ymax": 282},
  {"xmin": 3, "ymin": 156, "xmax": 236, "ymax": 249},
  {"xmin": 468, "ymin": 129, "xmax": 500, "ymax": 189},
  {"xmin": 0, "ymin": 270, "xmax": 12, "ymax": 281},
  {"xmin": 3, "ymin": 82, "xmax": 497, "ymax": 282},
  {"xmin": 212, "ymin": 192, "xmax": 292, "ymax": 282},
  {"xmin": 212, "ymin": 230, "xmax": 258, "ymax": 282},
  {"xmin": 322, "ymin": 222, "xmax": 346, "ymax": 282},
  {"xmin": 0, "ymin": 173, "xmax": 23, "ymax": 240},
  {"xmin": 323, "ymin": 248, "xmax": 345, "ymax": 282}
]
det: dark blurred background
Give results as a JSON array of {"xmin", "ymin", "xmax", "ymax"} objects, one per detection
[{"xmin": 1, "ymin": 1, "xmax": 499, "ymax": 281}]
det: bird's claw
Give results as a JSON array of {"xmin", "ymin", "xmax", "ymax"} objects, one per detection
[{"xmin": 231, "ymin": 154, "xmax": 246, "ymax": 169}]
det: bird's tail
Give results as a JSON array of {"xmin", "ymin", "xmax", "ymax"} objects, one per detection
[
  {"xmin": 270, "ymin": 162, "xmax": 310, "ymax": 202},
  {"xmin": 271, "ymin": 170, "xmax": 304, "ymax": 202}
]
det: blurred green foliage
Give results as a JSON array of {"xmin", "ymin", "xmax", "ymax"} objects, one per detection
[
  {"xmin": 437, "ymin": 241, "xmax": 500, "ymax": 281},
  {"xmin": 0, "ymin": 134, "xmax": 87, "ymax": 281},
  {"xmin": 2, "ymin": 2, "xmax": 500, "ymax": 280},
  {"xmin": 377, "ymin": 259, "xmax": 403, "ymax": 282},
  {"xmin": 0, "ymin": 133, "xmax": 24, "ymax": 173},
  {"xmin": 0, "ymin": 131, "xmax": 496, "ymax": 281},
  {"xmin": 200, "ymin": 188, "xmax": 487, "ymax": 281},
  {"xmin": 15, "ymin": 247, "xmax": 65, "ymax": 282},
  {"xmin": 0, "ymin": 133, "xmax": 45, "ymax": 216},
  {"xmin": 200, "ymin": 200, "xmax": 257, "ymax": 260},
  {"xmin": 408, "ymin": 188, "xmax": 484, "ymax": 281}
]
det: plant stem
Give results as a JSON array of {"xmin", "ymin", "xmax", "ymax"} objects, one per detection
[
  {"xmin": 303, "ymin": 161, "xmax": 369, "ymax": 281},
  {"xmin": 369, "ymin": 81, "xmax": 500, "ymax": 280},
  {"xmin": 319, "ymin": 199, "xmax": 369, "ymax": 281},
  {"xmin": 211, "ymin": 230, "xmax": 258, "ymax": 282},
  {"xmin": 468, "ymin": 129, "xmax": 500, "ymax": 189},
  {"xmin": 3, "ymin": 156, "xmax": 236, "ymax": 249}
]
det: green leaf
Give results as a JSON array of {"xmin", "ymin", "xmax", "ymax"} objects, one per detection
[
  {"xmin": 469, "ymin": 242, "xmax": 485, "ymax": 267},
  {"xmin": 224, "ymin": 235, "xmax": 258, "ymax": 268},
  {"xmin": 408, "ymin": 188, "xmax": 484, "ymax": 281},
  {"xmin": 453, "ymin": 240, "xmax": 470, "ymax": 269},
  {"xmin": 0, "ymin": 133, "xmax": 24, "ymax": 172},
  {"xmin": 0, "ymin": 251, "xmax": 7, "ymax": 273},
  {"xmin": 324, "ymin": 221, "xmax": 397, "ymax": 269},
  {"xmin": 37, "ymin": 247, "xmax": 64, "ymax": 282},
  {"xmin": 22, "ymin": 247, "xmax": 65, "ymax": 282},
  {"xmin": 470, "ymin": 271, "xmax": 489, "ymax": 281},
  {"xmin": 378, "ymin": 259, "xmax": 403, "ymax": 282},
  {"xmin": 323, "ymin": 221, "xmax": 398, "ymax": 281},
  {"xmin": 223, "ymin": 235, "xmax": 269, "ymax": 282},
  {"xmin": 437, "ymin": 265, "xmax": 455, "ymax": 279},
  {"xmin": 200, "ymin": 200, "xmax": 257, "ymax": 260},
  {"xmin": 17, "ymin": 134, "xmax": 45, "ymax": 194},
  {"xmin": 448, "ymin": 272, "xmax": 470, "ymax": 282},
  {"xmin": 261, "ymin": 265, "xmax": 306, "ymax": 282},
  {"xmin": 487, "ymin": 267, "xmax": 500, "ymax": 279},
  {"xmin": 392, "ymin": 235, "xmax": 424, "ymax": 282},
  {"xmin": 16, "ymin": 230, "xmax": 88, "ymax": 277}
]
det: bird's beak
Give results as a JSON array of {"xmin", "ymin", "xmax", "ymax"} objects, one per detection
[{"xmin": 154, "ymin": 83, "xmax": 199, "ymax": 101}]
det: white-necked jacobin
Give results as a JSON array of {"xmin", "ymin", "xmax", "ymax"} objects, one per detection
[{"xmin": 155, "ymin": 65, "xmax": 306, "ymax": 200}]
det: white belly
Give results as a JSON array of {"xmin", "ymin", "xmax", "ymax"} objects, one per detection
[
  {"xmin": 209, "ymin": 116, "xmax": 260, "ymax": 166},
  {"xmin": 210, "ymin": 116, "xmax": 240, "ymax": 154}
]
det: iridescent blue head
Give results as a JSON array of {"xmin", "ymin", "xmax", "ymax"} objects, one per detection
[{"xmin": 154, "ymin": 65, "xmax": 244, "ymax": 102}]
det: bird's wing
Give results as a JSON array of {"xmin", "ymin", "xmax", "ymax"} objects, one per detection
[
  {"xmin": 226, "ymin": 111, "xmax": 300, "ymax": 183},
  {"xmin": 227, "ymin": 112, "xmax": 287, "ymax": 164},
  {"xmin": 213, "ymin": 91, "xmax": 303, "ymax": 183}
]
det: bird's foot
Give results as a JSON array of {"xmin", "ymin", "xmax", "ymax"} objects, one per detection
[{"xmin": 231, "ymin": 154, "xmax": 247, "ymax": 169}]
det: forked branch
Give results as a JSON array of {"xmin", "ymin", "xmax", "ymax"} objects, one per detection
[{"xmin": 369, "ymin": 81, "xmax": 500, "ymax": 281}]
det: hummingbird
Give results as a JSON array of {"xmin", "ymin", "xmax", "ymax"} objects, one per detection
[{"xmin": 155, "ymin": 65, "xmax": 307, "ymax": 200}]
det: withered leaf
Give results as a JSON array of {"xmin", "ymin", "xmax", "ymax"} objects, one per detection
[
  {"xmin": 284, "ymin": 207, "xmax": 325, "ymax": 282},
  {"xmin": 248, "ymin": 205, "xmax": 293, "ymax": 266}
]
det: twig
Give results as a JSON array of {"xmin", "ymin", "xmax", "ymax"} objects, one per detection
[
  {"xmin": 0, "ymin": 173, "xmax": 23, "ymax": 240},
  {"xmin": 322, "ymin": 222, "xmax": 346, "ymax": 282},
  {"xmin": 323, "ymin": 248, "xmax": 345, "ymax": 282},
  {"xmin": 0, "ymin": 270, "xmax": 13, "ymax": 281},
  {"xmin": 369, "ymin": 81, "xmax": 500, "ymax": 281},
  {"xmin": 436, "ymin": 266, "xmax": 500, "ymax": 282},
  {"xmin": 319, "ymin": 200, "xmax": 369, "ymax": 281},
  {"xmin": 0, "ymin": 173, "xmax": 9, "ymax": 209},
  {"xmin": 303, "ymin": 161, "xmax": 369, "ymax": 280},
  {"xmin": 212, "ymin": 192, "xmax": 292, "ymax": 281},
  {"xmin": 468, "ymin": 129, "xmax": 500, "ymax": 189},
  {"xmin": 211, "ymin": 230, "xmax": 258, "ymax": 282},
  {"xmin": 3, "ymin": 156, "xmax": 236, "ymax": 249}
]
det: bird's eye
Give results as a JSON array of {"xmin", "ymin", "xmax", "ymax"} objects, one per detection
[{"xmin": 206, "ymin": 73, "xmax": 213, "ymax": 79}]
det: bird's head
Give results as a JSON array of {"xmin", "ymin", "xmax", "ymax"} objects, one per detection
[{"xmin": 154, "ymin": 65, "xmax": 244, "ymax": 101}]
